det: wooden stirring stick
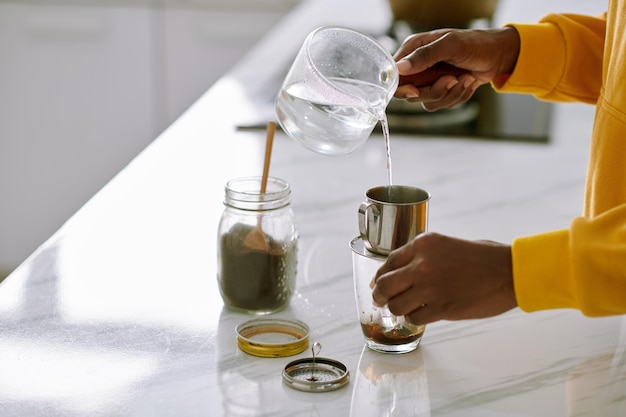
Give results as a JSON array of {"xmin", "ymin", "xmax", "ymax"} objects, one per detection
[
  {"xmin": 243, "ymin": 121, "xmax": 276, "ymax": 251},
  {"xmin": 261, "ymin": 121, "xmax": 276, "ymax": 193}
]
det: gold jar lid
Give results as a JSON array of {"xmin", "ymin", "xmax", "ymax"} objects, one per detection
[{"xmin": 236, "ymin": 318, "xmax": 310, "ymax": 358}]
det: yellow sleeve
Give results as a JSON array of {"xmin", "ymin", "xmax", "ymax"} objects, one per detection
[
  {"xmin": 512, "ymin": 204, "xmax": 626, "ymax": 316},
  {"xmin": 494, "ymin": 13, "xmax": 606, "ymax": 104}
]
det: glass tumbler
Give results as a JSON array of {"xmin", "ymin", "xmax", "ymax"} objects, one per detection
[{"xmin": 351, "ymin": 237, "xmax": 425, "ymax": 353}]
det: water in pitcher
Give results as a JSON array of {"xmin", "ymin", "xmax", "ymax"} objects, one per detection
[
  {"xmin": 277, "ymin": 75, "xmax": 395, "ymax": 186},
  {"xmin": 276, "ymin": 77, "xmax": 390, "ymax": 156}
]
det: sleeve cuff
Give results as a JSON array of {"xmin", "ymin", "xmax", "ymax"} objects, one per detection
[
  {"xmin": 512, "ymin": 229, "xmax": 575, "ymax": 312},
  {"xmin": 492, "ymin": 22, "xmax": 566, "ymax": 95}
]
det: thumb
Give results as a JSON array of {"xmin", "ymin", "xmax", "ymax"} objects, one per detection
[{"xmin": 373, "ymin": 240, "xmax": 416, "ymax": 283}]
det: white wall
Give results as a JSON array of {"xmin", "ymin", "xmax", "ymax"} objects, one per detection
[{"xmin": 0, "ymin": 0, "xmax": 297, "ymax": 277}]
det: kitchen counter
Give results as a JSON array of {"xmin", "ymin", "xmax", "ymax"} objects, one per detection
[{"xmin": 0, "ymin": 0, "xmax": 623, "ymax": 416}]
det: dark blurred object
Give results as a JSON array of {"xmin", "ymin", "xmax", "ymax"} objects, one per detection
[{"xmin": 388, "ymin": 0, "xmax": 499, "ymax": 30}]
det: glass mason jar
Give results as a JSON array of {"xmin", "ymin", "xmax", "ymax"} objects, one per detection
[{"xmin": 217, "ymin": 176, "xmax": 298, "ymax": 314}]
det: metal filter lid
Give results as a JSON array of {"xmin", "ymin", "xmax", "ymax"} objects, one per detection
[
  {"xmin": 236, "ymin": 318, "xmax": 310, "ymax": 358},
  {"xmin": 282, "ymin": 343, "xmax": 350, "ymax": 392}
]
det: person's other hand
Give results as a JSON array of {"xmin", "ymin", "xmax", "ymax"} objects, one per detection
[{"xmin": 371, "ymin": 232, "xmax": 517, "ymax": 325}]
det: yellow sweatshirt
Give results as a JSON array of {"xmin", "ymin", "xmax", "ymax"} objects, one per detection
[{"xmin": 495, "ymin": 2, "xmax": 626, "ymax": 316}]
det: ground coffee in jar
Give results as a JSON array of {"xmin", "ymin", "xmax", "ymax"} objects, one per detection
[{"xmin": 217, "ymin": 177, "xmax": 298, "ymax": 314}]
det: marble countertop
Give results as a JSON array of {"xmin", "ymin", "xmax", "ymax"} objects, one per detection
[{"xmin": 0, "ymin": 0, "xmax": 624, "ymax": 415}]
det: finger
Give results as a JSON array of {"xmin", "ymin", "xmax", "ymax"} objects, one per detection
[
  {"xmin": 407, "ymin": 294, "xmax": 450, "ymax": 326},
  {"xmin": 393, "ymin": 31, "xmax": 451, "ymax": 64},
  {"xmin": 405, "ymin": 303, "xmax": 440, "ymax": 326},
  {"xmin": 398, "ymin": 32, "xmax": 465, "ymax": 76},
  {"xmin": 386, "ymin": 285, "xmax": 427, "ymax": 317},
  {"xmin": 373, "ymin": 243, "xmax": 414, "ymax": 282},
  {"xmin": 408, "ymin": 75, "xmax": 463, "ymax": 104},
  {"xmin": 397, "ymin": 50, "xmax": 437, "ymax": 77},
  {"xmin": 394, "ymin": 84, "xmax": 420, "ymax": 99},
  {"xmin": 371, "ymin": 239, "xmax": 423, "ymax": 301},
  {"xmin": 371, "ymin": 256, "xmax": 417, "ymax": 306},
  {"xmin": 393, "ymin": 36, "xmax": 421, "ymax": 62},
  {"xmin": 421, "ymin": 76, "xmax": 477, "ymax": 110},
  {"xmin": 441, "ymin": 78, "xmax": 480, "ymax": 109}
]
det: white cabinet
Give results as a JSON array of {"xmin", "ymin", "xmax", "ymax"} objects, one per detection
[
  {"xmin": 0, "ymin": 1, "xmax": 292, "ymax": 277},
  {"xmin": 161, "ymin": 8, "xmax": 287, "ymax": 126}
]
